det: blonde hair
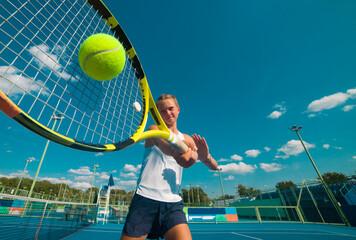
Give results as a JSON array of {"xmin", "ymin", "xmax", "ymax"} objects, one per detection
[{"xmin": 156, "ymin": 94, "xmax": 179, "ymax": 108}]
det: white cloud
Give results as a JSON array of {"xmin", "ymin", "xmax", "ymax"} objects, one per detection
[
  {"xmin": 264, "ymin": 147, "xmax": 271, "ymax": 152},
  {"xmin": 334, "ymin": 146, "xmax": 342, "ymax": 150},
  {"xmin": 0, "ymin": 171, "xmax": 30, "ymax": 179},
  {"xmin": 259, "ymin": 163, "xmax": 282, "ymax": 172},
  {"xmin": 343, "ymin": 105, "xmax": 356, "ymax": 112},
  {"xmin": 74, "ymin": 175, "xmax": 92, "ymax": 182},
  {"xmin": 0, "ymin": 44, "xmax": 75, "ymax": 97},
  {"xmin": 120, "ymin": 172, "xmax": 137, "ymax": 178},
  {"xmin": 38, "ymin": 177, "xmax": 73, "ymax": 185},
  {"xmin": 67, "ymin": 166, "xmax": 92, "ymax": 175},
  {"xmin": 72, "ymin": 182, "xmax": 92, "ymax": 189},
  {"xmin": 0, "ymin": 173, "xmax": 16, "ymax": 179},
  {"xmin": 307, "ymin": 88, "xmax": 356, "ymax": 113},
  {"xmin": 123, "ymin": 164, "xmax": 141, "ymax": 173},
  {"xmin": 28, "ymin": 44, "xmax": 71, "ymax": 80},
  {"xmin": 95, "ymin": 152, "xmax": 103, "ymax": 157},
  {"xmin": 274, "ymin": 103, "xmax": 286, "ymax": 111},
  {"xmin": 267, "ymin": 103, "xmax": 286, "ymax": 119},
  {"xmin": 323, "ymin": 144, "xmax": 330, "ymax": 149},
  {"xmin": 116, "ymin": 180, "xmax": 137, "ymax": 187},
  {"xmin": 217, "ymin": 154, "xmax": 243, "ymax": 162},
  {"xmin": 308, "ymin": 92, "xmax": 348, "ymax": 112},
  {"xmin": 231, "ymin": 154, "xmax": 243, "ymax": 161},
  {"xmin": 219, "ymin": 162, "xmax": 257, "ymax": 174},
  {"xmin": 267, "ymin": 111, "xmax": 282, "ymax": 119},
  {"xmin": 308, "ymin": 113, "xmax": 317, "ymax": 118},
  {"xmin": 0, "ymin": 66, "xmax": 48, "ymax": 97},
  {"xmin": 217, "ymin": 158, "xmax": 230, "ymax": 162},
  {"xmin": 223, "ymin": 175, "xmax": 235, "ymax": 181},
  {"xmin": 245, "ymin": 149, "xmax": 261, "ymax": 158},
  {"xmin": 99, "ymin": 172, "xmax": 110, "ymax": 179},
  {"xmin": 347, "ymin": 88, "xmax": 356, "ymax": 96},
  {"xmin": 276, "ymin": 139, "xmax": 315, "ymax": 159}
]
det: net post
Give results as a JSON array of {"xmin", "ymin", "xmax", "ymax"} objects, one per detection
[
  {"xmin": 292, "ymin": 183, "xmax": 306, "ymax": 221},
  {"xmin": 34, "ymin": 200, "xmax": 49, "ymax": 240},
  {"xmin": 304, "ymin": 180, "xmax": 325, "ymax": 223},
  {"xmin": 295, "ymin": 206, "xmax": 305, "ymax": 224},
  {"xmin": 255, "ymin": 206, "xmax": 262, "ymax": 223},
  {"xmin": 277, "ymin": 188, "xmax": 291, "ymax": 221}
]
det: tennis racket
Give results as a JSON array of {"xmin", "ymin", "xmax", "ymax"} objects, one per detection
[{"xmin": 0, "ymin": 0, "xmax": 188, "ymax": 153}]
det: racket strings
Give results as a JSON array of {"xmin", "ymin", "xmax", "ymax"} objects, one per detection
[{"xmin": 0, "ymin": 0, "xmax": 144, "ymax": 146}]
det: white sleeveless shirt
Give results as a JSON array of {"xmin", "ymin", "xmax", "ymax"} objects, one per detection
[{"xmin": 135, "ymin": 132, "xmax": 184, "ymax": 202}]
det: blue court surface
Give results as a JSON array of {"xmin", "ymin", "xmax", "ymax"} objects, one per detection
[{"xmin": 66, "ymin": 223, "xmax": 356, "ymax": 240}]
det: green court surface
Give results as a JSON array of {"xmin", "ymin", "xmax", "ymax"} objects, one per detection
[{"xmin": 66, "ymin": 223, "xmax": 356, "ymax": 240}]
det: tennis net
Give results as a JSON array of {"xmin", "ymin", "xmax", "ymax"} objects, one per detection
[{"xmin": 0, "ymin": 193, "xmax": 97, "ymax": 240}]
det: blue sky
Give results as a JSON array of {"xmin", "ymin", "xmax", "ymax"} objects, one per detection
[{"xmin": 1, "ymin": 0, "xmax": 356, "ymax": 197}]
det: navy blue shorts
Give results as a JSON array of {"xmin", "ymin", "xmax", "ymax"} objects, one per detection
[{"xmin": 122, "ymin": 194, "xmax": 187, "ymax": 239}]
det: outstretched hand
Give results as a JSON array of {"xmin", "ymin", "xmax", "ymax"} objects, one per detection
[{"xmin": 192, "ymin": 134, "xmax": 209, "ymax": 162}]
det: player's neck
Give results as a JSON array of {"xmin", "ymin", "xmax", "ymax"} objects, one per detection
[{"xmin": 167, "ymin": 123, "xmax": 178, "ymax": 134}]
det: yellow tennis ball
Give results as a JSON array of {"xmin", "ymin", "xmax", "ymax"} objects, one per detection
[{"xmin": 78, "ymin": 33, "xmax": 126, "ymax": 81}]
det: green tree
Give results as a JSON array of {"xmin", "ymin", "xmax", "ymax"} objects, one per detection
[
  {"xmin": 275, "ymin": 181, "xmax": 297, "ymax": 190},
  {"xmin": 181, "ymin": 187, "xmax": 211, "ymax": 206},
  {"xmin": 237, "ymin": 184, "xmax": 247, "ymax": 197},
  {"xmin": 321, "ymin": 172, "xmax": 348, "ymax": 184}
]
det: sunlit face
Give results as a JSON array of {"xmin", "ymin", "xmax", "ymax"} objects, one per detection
[{"xmin": 157, "ymin": 99, "xmax": 180, "ymax": 126}]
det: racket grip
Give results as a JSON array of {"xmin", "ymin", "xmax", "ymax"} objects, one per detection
[{"xmin": 169, "ymin": 133, "xmax": 188, "ymax": 154}]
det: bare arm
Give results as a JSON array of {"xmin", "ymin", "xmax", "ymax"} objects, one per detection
[
  {"xmin": 192, "ymin": 134, "xmax": 218, "ymax": 171},
  {"xmin": 145, "ymin": 125, "xmax": 198, "ymax": 168}
]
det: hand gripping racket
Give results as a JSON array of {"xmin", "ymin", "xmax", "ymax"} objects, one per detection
[{"xmin": 0, "ymin": 0, "xmax": 188, "ymax": 153}]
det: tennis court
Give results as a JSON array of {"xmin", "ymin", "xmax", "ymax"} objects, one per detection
[
  {"xmin": 66, "ymin": 222, "xmax": 356, "ymax": 240},
  {"xmin": 0, "ymin": 193, "xmax": 96, "ymax": 240}
]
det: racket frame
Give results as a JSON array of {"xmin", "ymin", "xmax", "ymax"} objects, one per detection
[{"xmin": 0, "ymin": 0, "xmax": 188, "ymax": 153}]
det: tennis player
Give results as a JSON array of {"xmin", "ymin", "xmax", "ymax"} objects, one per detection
[{"xmin": 121, "ymin": 94, "xmax": 218, "ymax": 240}]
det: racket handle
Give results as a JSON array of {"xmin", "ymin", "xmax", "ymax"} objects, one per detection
[{"xmin": 169, "ymin": 133, "xmax": 188, "ymax": 154}]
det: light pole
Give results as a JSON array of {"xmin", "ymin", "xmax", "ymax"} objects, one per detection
[
  {"xmin": 196, "ymin": 185, "xmax": 200, "ymax": 206},
  {"xmin": 63, "ymin": 183, "xmax": 68, "ymax": 199},
  {"xmin": 186, "ymin": 185, "xmax": 190, "ymax": 205},
  {"xmin": 15, "ymin": 158, "xmax": 33, "ymax": 195},
  {"xmin": 290, "ymin": 126, "xmax": 351, "ymax": 227},
  {"xmin": 28, "ymin": 113, "xmax": 64, "ymax": 198},
  {"xmin": 218, "ymin": 168, "xmax": 226, "ymax": 207},
  {"xmin": 58, "ymin": 177, "xmax": 65, "ymax": 200},
  {"xmin": 190, "ymin": 184, "xmax": 194, "ymax": 205},
  {"xmin": 88, "ymin": 164, "xmax": 99, "ymax": 203}
]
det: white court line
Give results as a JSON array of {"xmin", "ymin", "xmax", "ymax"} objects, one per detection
[
  {"xmin": 192, "ymin": 232, "xmax": 263, "ymax": 240},
  {"xmin": 75, "ymin": 229, "xmax": 122, "ymax": 233},
  {"xmin": 233, "ymin": 232, "xmax": 341, "ymax": 235},
  {"xmin": 86, "ymin": 227, "xmax": 123, "ymax": 231},
  {"xmin": 230, "ymin": 232, "xmax": 263, "ymax": 240},
  {"xmin": 320, "ymin": 230, "xmax": 356, "ymax": 238},
  {"xmin": 192, "ymin": 230, "xmax": 350, "ymax": 239}
]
